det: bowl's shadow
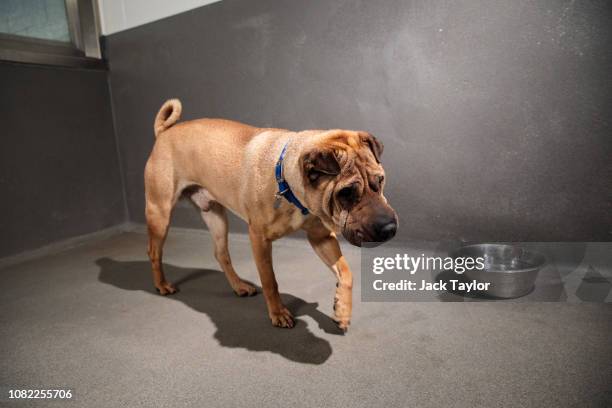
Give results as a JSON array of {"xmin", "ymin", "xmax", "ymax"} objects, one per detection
[{"xmin": 96, "ymin": 257, "xmax": 341, "ymax": 365}]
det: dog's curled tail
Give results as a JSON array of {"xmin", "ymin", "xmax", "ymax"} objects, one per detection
[{"xmin": 154, "ymin": 99, "xmax": 182, "ymax": 137}]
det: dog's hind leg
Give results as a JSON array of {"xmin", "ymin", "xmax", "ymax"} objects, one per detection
[
  {"xmin": 191, "ymin": 189, "xmax": 257, "ymax": 297},
  {"xmin": 145, "ymin": 174, "xmax": 178, "ymax": 295}
]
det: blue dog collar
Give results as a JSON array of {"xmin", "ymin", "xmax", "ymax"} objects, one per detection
[{"xmin": 275, "ymin": 143, "xmax": 309, "ymax": 215}]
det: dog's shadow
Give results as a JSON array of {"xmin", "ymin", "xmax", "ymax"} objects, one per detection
[{"xmin": 96, "ymin": 258, "xmax": 341, "ymax": 364}]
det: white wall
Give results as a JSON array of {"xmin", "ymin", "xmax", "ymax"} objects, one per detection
[{"xmin": 97, "ymin": 0, "xmax": 220, "ymax": 35}]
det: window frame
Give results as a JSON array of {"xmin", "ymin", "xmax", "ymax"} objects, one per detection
[{"xmin": 0, "ymin": 0, "xmax": 105, "ymax": 69}]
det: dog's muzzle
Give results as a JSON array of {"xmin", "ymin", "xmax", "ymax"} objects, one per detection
[{"xmin": 342, "ymin": 209, "xmax": 398, "ymax": 247}]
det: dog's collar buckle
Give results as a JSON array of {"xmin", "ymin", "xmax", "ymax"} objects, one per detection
[{"xmin": 274, "ymin": 143, "xmax": 309, "ymax": 215}]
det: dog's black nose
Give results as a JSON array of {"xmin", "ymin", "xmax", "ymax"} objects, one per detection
[{"xmin": 373, "ymin": 219, "xmax": 397, "ymax": 242}]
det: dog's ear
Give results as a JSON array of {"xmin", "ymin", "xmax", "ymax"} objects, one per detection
[
  {"xmin": 302, "ymin": 148, "xmax": 341, "ymax": 184},
  {"xmin": 360, "ymin": 132, "xmax": 384, "ymax": 163}
]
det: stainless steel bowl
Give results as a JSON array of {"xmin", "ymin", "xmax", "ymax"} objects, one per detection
[{"xmin": 450, "ymin": 244, "xmax": 546, "ymax": 298}]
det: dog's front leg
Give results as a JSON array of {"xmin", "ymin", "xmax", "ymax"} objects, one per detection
[
  {"xmin": 248, "ymin": 227, "xmax": 294, "ymax": 328},
  {"xmin": 306, "ymin": 225, "xmax": 353, "ymax": 332}
]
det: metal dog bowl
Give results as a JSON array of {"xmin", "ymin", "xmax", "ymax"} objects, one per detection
[{"xmin": 450, "ymin": 244, "xmax": 546, "ymax": 298}]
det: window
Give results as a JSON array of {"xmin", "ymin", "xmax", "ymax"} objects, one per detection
[{"xmin": 0, "ymin": 0, "xmax": 104, "ymax": 69}]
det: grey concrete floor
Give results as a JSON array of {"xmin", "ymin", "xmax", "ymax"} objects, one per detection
[{"xmin": 1, "ymin": 228, "xmax": 611, "ymax": 408}]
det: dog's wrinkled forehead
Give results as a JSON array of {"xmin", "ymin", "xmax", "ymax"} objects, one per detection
[{"xmin": 321, "ymin": 131, "xmax": 383, "ymax": 173}]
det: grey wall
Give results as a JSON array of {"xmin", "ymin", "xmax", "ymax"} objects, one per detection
[
  {"xmin": 0, "ymin": 62, "xmax": 126, "ymax": 257},
  {"xmin": 106, "ymin": 0, "xmax": 612, "ymax": 242}
]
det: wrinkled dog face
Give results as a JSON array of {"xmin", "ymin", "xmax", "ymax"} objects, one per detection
[{"xmin": 301, "ymin": 131, "xmax": 398, "ymax": 246}]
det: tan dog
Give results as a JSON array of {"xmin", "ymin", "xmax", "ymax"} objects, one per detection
[{"xmin": 145, "ymin": 99, "xmax": 398, "ymax": 331}]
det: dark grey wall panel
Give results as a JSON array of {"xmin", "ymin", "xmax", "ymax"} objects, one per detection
[
  {"xmin": 0, "ymin": 62, "xmax": 126, "ymax": 257},
  {"xmin": 106, "ymin": 0, "xmax": 612, "ymax": 241}
]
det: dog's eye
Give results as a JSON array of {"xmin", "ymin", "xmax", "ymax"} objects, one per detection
[
  {"xmin": 369, "ymin": 175, "xmax": 384, "ymax": 192},
  {"xmin": 336, "ymin": 184, "xmax": 358, "ymax": 209},
  {"xmin": 338, "ymin": 186, "xmax": 354, "ymax": 199}
]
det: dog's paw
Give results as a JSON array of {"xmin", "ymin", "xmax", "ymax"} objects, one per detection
[
  {"xmin": 333, "ymin": 296, "xmax": 351, "ymax": 332},
  {"xmin": 270, "ymin": 307, "xmax": 294, "ymax": 329},
  {"xmin": 333, "ymin": 317, "xmax": 350, "ymax": 333},
  {"xmin": 155, "ymin": 281, "xmax": 177, "ymax": 295},
  {"xmin": 232, "ymin": 280, "xmax": 257, "ymax": 297}
]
